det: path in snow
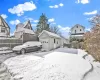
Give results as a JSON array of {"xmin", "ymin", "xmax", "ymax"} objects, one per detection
[{"xmin": 78, "ymin": 49, "xmax": 100, "ymax": 80}]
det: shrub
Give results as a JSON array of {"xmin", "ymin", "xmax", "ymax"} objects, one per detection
[{"xmin": 84, "ymin": 14, "xmax": 100, "ymax": 61}]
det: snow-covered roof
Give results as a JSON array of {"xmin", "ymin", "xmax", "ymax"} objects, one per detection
[
  {"xmin": 71, "ymin": 24, "xmax": 85, "ymax": 30},
  {"xmin": 15, "ymin": 27, "xmax": 35, "ymax": 34},
  {"xmin": 0, "ymin": 16, "xmax": 10, "ymax": 29},
  {"xmin": 38, "ymin": 30, "xmax": 61, "ymax": 38}
]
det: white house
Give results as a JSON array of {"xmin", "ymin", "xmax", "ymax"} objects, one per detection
[
  {"xmin": 70, "ymin": 24, "xmax": 85, "ymax": 39},
  {"xmin": 0, "ymin": 16, "xmax": 10, "ymax": 37},
  {"xmin": 38, "ymin": 30, "xmax": 61, "ymax": 51},
  {"xmin": 14, "ymin": 20, "xmax": 38, "ymax": 43}
]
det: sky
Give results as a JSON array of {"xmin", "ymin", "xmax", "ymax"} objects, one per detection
[{"xmin": 0, "ymin": 0, "xmax": 100, "ymax": 37}]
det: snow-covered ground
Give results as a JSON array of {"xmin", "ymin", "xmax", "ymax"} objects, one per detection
[{"xmin": 4, "ymin": 51, "xmax": 91, "ymax": 80}]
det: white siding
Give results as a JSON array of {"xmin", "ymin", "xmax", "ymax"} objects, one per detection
[
  {"xmin": 0, "ymin": 26, "xmax": 10, "ymax": 37},
  {"xmin": 71, "ymin": 26, "xmax": 84, "ymax": 34}
]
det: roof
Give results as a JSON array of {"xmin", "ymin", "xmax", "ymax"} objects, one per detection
[
  {"xmin": 15, "ymin": 27, "xmax": 35, "ymax": 34},
  {"xmin": 38, "ymin": 30, "xmax": 61, "ymax": 38},
  {"xmin": 0, "ymin": 16, "xmax": 10, "ymax": 29},
  {"xmin": 16, "ymin": 20, "xmax": 32, "ymax": 29},
  {"xmin": 71, "ymin": 24, "xmax": 85, "ymax": 30}
]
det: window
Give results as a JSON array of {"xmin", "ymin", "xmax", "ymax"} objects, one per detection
[
  {"xmin": 80, "ymin": 29, "xmax": 81, "ymax": 31},
  {"xmin": 77, "ymin": 26, "xmax": 78, "ymax": 28},
  {"xmin": 75, "ymin": 30, "xmax": 76, "ymax": 33},
  {"xmin": 57, "ymin": 41, "xmax": 58, "ymax": 44},
  {"xmin": 54, "ymin": 39, "xmax": 55, "ymax": 43},
  {"xmin": 1, "ymin": 28, "xmax": 5, "ymax": 33}
]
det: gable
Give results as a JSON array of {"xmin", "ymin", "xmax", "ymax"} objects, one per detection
[
  {"xmin": 39, "ymin": 32, "xmax": 49, "ymax": 38},
  {"xmin": 24, "ymin": 20, "xmax": 32, "ymax": 30},
  {"xmin": 0, "ymin": 16, "xmax": 10, "ymax": 29}
]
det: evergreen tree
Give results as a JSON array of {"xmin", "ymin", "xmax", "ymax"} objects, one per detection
[{"xmin": 36, "ymin": 13, "xmax": 50, "ymax": 34}]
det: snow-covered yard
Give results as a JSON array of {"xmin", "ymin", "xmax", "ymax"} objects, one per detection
[
  {"xmin": 1, "ymin": 48, "xmax": 100, "ymax": 80},
  {"xmin": 4, "ymin": 51, "xmax": 91, "ymax": 80}
]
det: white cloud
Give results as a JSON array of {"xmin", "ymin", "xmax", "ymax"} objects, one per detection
[
  {"xmin": 1, "ymin": 14, "xmax": 8, "ymax": 19},
  {"xmin": 31, "ymin": 24, "xmax": 37, "ymax": 27},
  {"xmin": 58, "ymin": 25, "xmax": 70, "ymax": 38},
  {"xmin": 84, "ymin": 10, "xmax": 97, "ymax": 15},
  {"xmin": 51, "ymin": 22, "xmax": 56, "ymax": 25},
  {"xmin": 48, "ymin": 18, "xmax": 55, "ymax": 22},
  {"xmin": 8, "ymin": 1, "xmax": 36, "ymax": 16},
  {"xmin": 49, "ymin": 5, "xmax": 58, "ymax": 8},
  {"xmin": 58, "ymin": 25, "xmax": 70, "ymax": 32},
  {"xmin": 59, "ymin": 3, "xmax": 64, "ymax": 7},
  {"xmin": 76, "ymin": 0, "xmax": 89, "ymax": 4},
  {"xmin": 10, "ymin": 33, "xmax": 14, "ymax": 36},
  {"xmin": 10, "ymin": 19, "xmax": 20, "ymax": 25},
  {"xmin": 24, "ymin": 17, "xmax": 38, "ymax": 23},
  {"xmin": 86, "ymin": 28, "xmax": 91, "ymax": 31},
  {"xmin": 49, "ymin": 3, "xmax": 64, "ymax": 8},
  {"xmin": 33, "ymin": 20, "xmax": 38, "ymax": 23}
]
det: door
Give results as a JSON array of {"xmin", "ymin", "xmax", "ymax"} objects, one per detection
[{"xmin": 54, "ymin": 39, "xmax": 56, "ymax": 49}]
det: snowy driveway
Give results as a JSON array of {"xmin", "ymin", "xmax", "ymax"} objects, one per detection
[{"xmin": 4, "ymin": 50, "xmax": 91, "ymax": 80}]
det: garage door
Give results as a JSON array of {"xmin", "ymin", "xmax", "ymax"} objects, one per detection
[{"xmin": 41, "ymin": 39, "xmax": 49, "ymax": 50}]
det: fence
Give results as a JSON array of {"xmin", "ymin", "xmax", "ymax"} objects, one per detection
[{"xmin": 0, "ymin": 38, "xmax": 23, "ymax": 48}]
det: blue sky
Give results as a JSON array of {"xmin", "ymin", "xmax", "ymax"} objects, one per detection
[{"xmin": 0, "ymin": 0, "xmax": 99, "ymax": 37}]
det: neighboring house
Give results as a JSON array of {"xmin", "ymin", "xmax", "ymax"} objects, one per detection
[
  {"xmin": 38, "ymin": 30, "xmax": 61, "ymax": 51},
  {"xmin": 70, "ymin": 24, "xmax": 85, "ymax": 39},
  {"xmin": 14, "ymin": 20, "xmax": 38, "ymax": 43},
  {"xmin": 0, "ymin": 16, "xmax": 10, "ymax": 37}
]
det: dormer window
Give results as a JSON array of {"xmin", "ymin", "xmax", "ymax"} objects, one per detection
[{"xmin": 1, "ymin": 28, "xmax": 5, "ymax": 33}]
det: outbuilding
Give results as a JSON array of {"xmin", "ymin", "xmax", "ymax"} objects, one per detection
[{"xmin": 38, "ymin": 30, "xmax": 61, "ymax": 51}]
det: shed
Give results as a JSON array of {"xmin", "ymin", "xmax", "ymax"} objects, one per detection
[{"xmin": 38, "ymin": 30, "xmax": 61, "ymax": 51}]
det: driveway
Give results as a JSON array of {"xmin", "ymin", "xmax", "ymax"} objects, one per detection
[{"xmin": 54, "ymin": 48, "xmax": 78, "ymax": 54}]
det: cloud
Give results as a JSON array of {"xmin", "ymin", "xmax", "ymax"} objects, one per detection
[
  {"xmin": 49, "ymin": 5, "xmax": 59, "ymax": 8},
  {"xmin": 31, "ymin": 24, "xmax": 37, "ymax": 27},
  {"xmin": 76, "ymin": 0, "xmax": 89, "ymax": 4},
  {"xmin": 59, "ymin": 3, "xmax": 64, "ymax": 7},
  {"xmin": 48, "ymin": 18, "xmax": 55, "ymax": 22},
  {"xmin": 8, "ymin": 1, "xmax": 36, "ymax": 16},
  {"xmin": 33, "ymin": 20, "xmax": 38, "ymax": 23},
  {"xmin": 49, "ymin": 3, "xmax": 64, "ymax": 8},
  {"xmin": 24, "ymin": 17, "xmax": 38, "ymax": 23},
  {"xmin": 84, "ymin": 10, "xmax": 97, "ymax": 15},
  {"xmin": 51, "ymin": 22, "xmax": 56, "ymax": 25},
  {"xmin": 1, "ymin": 14, "xmax": 8, "ymax": 19},
  {"xmin": 10, "ymin": 33, "xmax": 14, "ymax": 36},
  {"xmin": 86, "ymin": 28, "xmax": 91, "ymax": 31},
  {"xmin": 10, "ymin": 19, "xmax": 20, "ymax": 25},
  {"xmin": 58, "ymin": 25, "xmax": 70, "ymax": 38}
]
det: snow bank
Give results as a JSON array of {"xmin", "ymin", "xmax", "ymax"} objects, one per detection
[
  {"xmin": 4, "ymin": 52, "xmax": 91, "ymax": 80},
  {"xmin": 78, "ymin": 49, "xmax": 87, "ymax": 58}
]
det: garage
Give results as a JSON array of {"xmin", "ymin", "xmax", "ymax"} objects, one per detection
[{"xmin": 38, "ymin": 30, "xmax": 61, "ymax": 51}]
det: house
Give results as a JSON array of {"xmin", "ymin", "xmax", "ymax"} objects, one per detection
[
  {"xmin": 38, "ymin": 30, "xmax": 61, "ymax": 51},
  {"xmin": 70, "ymin": 24, "xmax": 85, "ymax": 39},
  {"xmin": 0, "ymin": 16, "xmax": 10, "ymax": 37},
  {"xmin": 14, "ymin": 20, "xmax": 38, "ymax": 43}
]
